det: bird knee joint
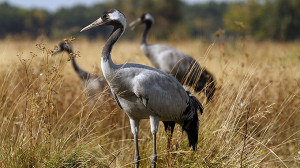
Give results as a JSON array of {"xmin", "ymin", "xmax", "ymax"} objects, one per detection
[
  {"xmin": 134, "ymin": 155, "xmax": 140, "ymax": 163},
  {"xmin": 150, "ymin": 154, "xmax": 157, "ymax": 164},
  {"xmin": 151, "ymin": 128, "xmax": 158, "ymax": 134}
]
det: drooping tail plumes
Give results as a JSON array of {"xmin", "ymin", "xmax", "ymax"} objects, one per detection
[
  {"xmin": 205, "ymin": 74, "xmax": 216, "ymax": 102},
  {"xmin": 182, "ymin": 92, "xmax": 203, "ymax": 151},
  {"xmin": 163, "ymin": 121, "xmax": 175, "ymax": 135},
  {"xmin": 194, "ymin": 69, "xmax": 216, "ymax": 102}
]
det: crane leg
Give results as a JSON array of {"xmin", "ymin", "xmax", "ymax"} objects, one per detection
[
  {"xmin": 167, "ymin": 125, "xmax": 172, "ymax": 166},
  {"xmin": 130, "ymin": 119, "xmax": 140, "ymax": 168},
  {"xmin": 150, "ymin": 116, "xmax": 159, "ymax": 168}
]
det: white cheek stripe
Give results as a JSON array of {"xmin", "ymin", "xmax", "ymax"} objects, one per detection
[
  {"xmin": 109, "ymin": 11, "xmax": 127, "ymax": 28},
  {"xmin": 145, "ymin": 13, "xmax": 154, "ymax": 23}
]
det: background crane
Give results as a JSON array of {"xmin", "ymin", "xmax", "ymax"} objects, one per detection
[
  {"xmin": 130, "ymin": 13, "xmax": 216, "ymax": 102},
  {"xmin": 52, "ymin": 41, "xmax": 108, "ymax": 102}
]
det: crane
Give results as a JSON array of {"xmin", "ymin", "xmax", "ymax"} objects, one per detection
[
  {"xmin": 129, "ymin": 13, "xmax": 216, "ymax": 148},
  {"xmin": 80, "ymin": 9, "xmax": 203, "ymax": 168},
  {"xmin": 129, "ymin": 13, "xmax": 216, "ymax": 102},
  {"xmin": 52, "ymin": 41, "xmax": 108, "ymax": 102}
]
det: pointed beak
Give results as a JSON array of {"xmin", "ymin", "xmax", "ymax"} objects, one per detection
[
  {"xmin": 80, "ymin": 17, "xmax": 104, "ymax": 32},
  {"xmin": 129, "ymin": 18, "xmax": 142, "ymax": 30},
  {"xmin": 51, "ymin": 48, "xmax": 62, "ymax": 56}
]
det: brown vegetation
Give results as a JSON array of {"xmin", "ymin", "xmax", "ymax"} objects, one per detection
[{"xmin": 0, "ymin": 38, "xmax": 299, "ymax": 167}]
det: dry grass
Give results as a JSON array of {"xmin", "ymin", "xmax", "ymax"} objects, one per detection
[{"xmin": 0, "ymin": 37, "xmax": 299, "ymax": 167}]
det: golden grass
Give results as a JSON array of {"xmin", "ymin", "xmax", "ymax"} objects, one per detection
[{"xmin": 0, "ymin": 38, "xmax": 299, "ymax": 167}]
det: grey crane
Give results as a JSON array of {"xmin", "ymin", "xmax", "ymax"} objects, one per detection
[
  {"xmin": 130, "ymin": 13, "xmax": 216, "ymax": 102},
  {"xmin": 130, "ymin": 13, "xmax": 215, "ymax": 140},
  {"xmin": 52, "ymin": 41, "xmax": 107, "ymax": 101},
  {"xmin": 80, "ymin": 9, "xmax": 203, "ymax": 168}
]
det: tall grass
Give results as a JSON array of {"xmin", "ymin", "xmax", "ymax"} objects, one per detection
[{"xmin": 0, "ymin": 38, "xmax": 299, "ymax": 167}]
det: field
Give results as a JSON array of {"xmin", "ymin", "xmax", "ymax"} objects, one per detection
[{"xmin": 0, "ymin": 37, "xmax": 299, "ymax": 167}]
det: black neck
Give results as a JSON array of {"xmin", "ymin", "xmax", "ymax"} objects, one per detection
[
  {"xmin": 66, "ymin": 49, "xmax": 79, "ymax": 72},
  {"xmin": 71, "ymin": 57, "xmax": 81, "ymax": 73},
  {"xmin": 141, "ymin": 21, "xmax": 152, "ymax": 45},
  {"xmin": 67, "ymin": 49, "xmax": 89, "ymax": 79},
  {"xmin": 102, "ymin": 23, "xmax": 124, "ymax": 62}
]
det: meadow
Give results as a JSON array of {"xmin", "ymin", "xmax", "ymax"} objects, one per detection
[{"xmin": 0, "ymin": 37, "xmax": 299, "ymax": 167}]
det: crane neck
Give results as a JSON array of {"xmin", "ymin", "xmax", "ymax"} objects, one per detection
[
  {"xmin": 67, "ymin": 49, "xmax": 89, "ymax": 79},
  {"xmin": 101, "ymin": 24, "xmax": 124, "ymax": 62},
  {"xmin": 141, "ymin": 21, "xmax": 152, "ymax": 46},
  {"xmin": 66, "ymin": 49, "xmax": 80, "ymax": 73},
  {"xmin": 71, "ymin": 57, "xmax": 81, "ymax": 73}
]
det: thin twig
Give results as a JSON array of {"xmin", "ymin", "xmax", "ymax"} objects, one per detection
[
  {"xmin": 240, "ymin": 90, "xmax": 254, "ymax": 168},
  {"xmin": 108, "ymin": 151, "xmax": 121, "ymax": 167}
]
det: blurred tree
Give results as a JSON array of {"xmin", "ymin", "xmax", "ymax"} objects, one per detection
[
  {"xmin": 0, "ymin": 3, "xmax": 24, "ymax": 37},
  {"xmin": 224, "ymin": 0, "xmax": 300, "ymax": 40},
  {"xmin": 0, "ymin": 2, "xmax": 51, "ymax": 38},
  {"xmin": 23, "ymin": 9, "xmax": 51, "ymax": 37},
  {"xmin": 182, "ymin": 2, "xmax": 228, "ymax": 39},
  {"xmin": 52, "ymin": 5, "xmax": 89, "ymax": 38},
  {"xmin": 51, "ymin": 3, "xmax": 112, "ymax": 39},
  {"xmin": 272, "ymin": 0, "xmax": 300, "ymax": 40},
  {"xmin": 1, "ymin": 0, "xmax": 300, "ymax": 40},
  {"xmin": 113, "ymin": 0, "xmax": 183, "ymax": 39}
]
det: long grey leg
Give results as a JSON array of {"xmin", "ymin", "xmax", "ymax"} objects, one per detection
[
  {"xmin": 150, "ymin": 116, "xmax": 159, "ymax": 168},
  {"xmin": 129, "ymin": 119, "xmax": 140, "ymax": 168}
]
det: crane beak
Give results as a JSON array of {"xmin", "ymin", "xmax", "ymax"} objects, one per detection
[
  {"xmin": 129, "ymin": 18, "xmax": 142, "ymax": 30},
  {"xmin": 80, "ymin": 17, "xmax": 104, "ymax": 32},
  {"xmin": 51, "ymin": 48, "xmax": 62, "ymax": 56}
]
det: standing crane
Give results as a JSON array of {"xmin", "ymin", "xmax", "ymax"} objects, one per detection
[
  {"xmin": 52, "ymin": 41, "xmax": 108, "ymax": 101},
  {"xmin": 129, "ymin": 13, "xmax": 216, "ymax": 146},
  {"xmin": 129, "ymin": 13, "xmax": 216, "ymax": 102},
  {"xmin": 80, "ymin": 9, "xmax": 203, "ymax": 168}
]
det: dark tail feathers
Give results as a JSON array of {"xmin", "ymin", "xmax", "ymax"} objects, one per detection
[
  {"xmin": 163, "ymin": 121, "xmax": 176, "ymax": 135},
  {"xmin": 205, "ymin": 75, "xmax": 216, "ymax": 102},
  {"xmin": 182, "ymin": 93, "xmax": 203, "ymax": 151},
  {"xmin": 194, "ymin": 69, "xmax": 216, "ymax": 102}
]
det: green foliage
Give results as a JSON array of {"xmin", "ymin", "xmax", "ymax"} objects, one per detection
[
  {"xmin": 0, "ymin": 2, "xmax": 51, "ymax": 38},
  {"xmin": 182, "ymin": 2, "xmax": 228, "ymax": 39},
  {"xmin": 224, "ymin": 0, "xmax": 300, "ymax": 40},
  {"xmin": 1, "ymin": 0, "xmax": 300, "ymax": 40},
  {"xmin": 113, "ymin": 0, "xmax": 183, "ymax": 39},
  {"xmin": 0, "ymin": 3, "xmax": 26, "ymax": 37},
  {"xmin": 272, "ymin": 0, "xmax": 300, "ymax": 40}
]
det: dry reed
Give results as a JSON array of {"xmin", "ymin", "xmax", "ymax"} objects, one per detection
[{"xmin": 0, "ymin": 38, "xmax": 299, "ymax": 167}]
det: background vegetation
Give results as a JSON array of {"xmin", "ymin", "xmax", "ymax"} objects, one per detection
[
  {"xmin": 0, "ymin": 37, "xmax": 299, "ymax": 167},
  {"xmin": 0, "ymin": 0, "xmax": 299, "ymax": 167},
  {"xmin": 1, "ymin": 0, "xmax": 300, "ymax": 41}
]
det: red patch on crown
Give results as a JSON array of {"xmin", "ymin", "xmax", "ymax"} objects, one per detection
[{"xmin": 107, "ymin": 9, "xmax": 113, "ymax": 13}]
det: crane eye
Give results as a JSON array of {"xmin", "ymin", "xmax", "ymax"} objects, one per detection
[{"xmin": 102, "ymin": 13, "xmax": 109, "ymax": 20}]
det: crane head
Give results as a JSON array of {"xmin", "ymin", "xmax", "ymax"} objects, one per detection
[
  {"xmin": 80, "ymin": 9, "xmax": 126, "ymax": 32},
  {"xmin": 52, "ymin": 41, "xmax": 73, "ymax": 56},
  {"xmin": 129, "ymin": 13, "xmax": 154, "ymax": 30}
]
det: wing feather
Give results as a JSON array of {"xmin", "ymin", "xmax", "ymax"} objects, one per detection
[
  {"xmin": 111, "ymin": 89, "xmax": 123, "ymax": 109},
  {"xmin": 132, "ymin": 70, "xmax": 188, "ymax": 120}
]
